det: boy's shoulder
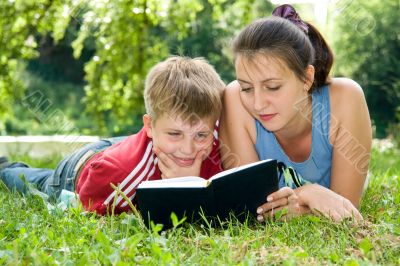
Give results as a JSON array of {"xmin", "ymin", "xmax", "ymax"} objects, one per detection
[{"xmin": 102, "ymin": 127, "xmax": 154, "ymax": 172}]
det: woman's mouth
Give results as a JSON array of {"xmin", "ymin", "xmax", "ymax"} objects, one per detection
[{"xmin": 259, "ymin": 113, "xmax": 277, "ymax": 122}]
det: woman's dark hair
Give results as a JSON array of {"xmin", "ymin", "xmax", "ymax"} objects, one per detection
[{"xmin": 232, "ymin": 14, "xmax": 333, "ymax": 91}]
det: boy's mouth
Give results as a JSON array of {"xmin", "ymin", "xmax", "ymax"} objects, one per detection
[{"xmin": 171, "ymin": 156, "xmax": 195, "ymax": 167}]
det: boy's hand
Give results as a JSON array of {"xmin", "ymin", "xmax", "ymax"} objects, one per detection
[{"xmin": 153, "ymin": 147, "xmax": 206, "ymax": 179}]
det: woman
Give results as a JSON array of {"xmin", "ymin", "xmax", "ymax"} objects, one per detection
[{"xmin": 220, "ymin": 5, "xmax": 372, "ymax": 222}]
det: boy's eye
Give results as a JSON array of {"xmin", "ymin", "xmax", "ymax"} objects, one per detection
[
  {"xmin": 167, "ymin": 132, "xmax": 181, "ymax": 137},
  {"xmin": 195, "ymin": 132, "xmax": 210, "ymax": 140}
]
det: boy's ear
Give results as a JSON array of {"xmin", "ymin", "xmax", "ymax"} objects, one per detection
[
  {"xmin": 143, "ymin": 114, "xmax": 153, "ymax": 138},
  {"xmin": 304, "ymin": 65, "xmax": 315, "ymax": 91}
]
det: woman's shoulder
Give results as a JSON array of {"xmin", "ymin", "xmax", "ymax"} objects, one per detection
[
  {"xmin": 220, "ymin": 80, "xmax": 257, "ymax": 146},
  {"xmin": 327, "ymin": 77, "xmax": 370, "ymax": 144},
  {"xmin": 329, "ymin": 77, "xmax": 365, "ymax": 102},
  {"xmin": 328, "ymin": 77, "xmax": 366, "ymax": 117},
  {"xmin": 226, "ymin": 80, "xmax": 241, "ymax": 93}
]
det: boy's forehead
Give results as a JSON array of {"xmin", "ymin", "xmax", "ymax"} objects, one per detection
[{"xmin": 157, "ymin": 113, "xmax": 215, "ymax": 130}]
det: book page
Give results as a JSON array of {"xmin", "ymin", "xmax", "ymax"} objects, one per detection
[
  {"xmin": 210, "ymin": 159, "xmax": 273, "ymax": 181},
  {"xmin": 138, "ymin": 176, "xmax": 209, "ymax": 188}
]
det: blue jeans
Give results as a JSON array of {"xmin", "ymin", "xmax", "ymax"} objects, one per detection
[{"xmin": 0, "ymin": 137, "xmax": 126, "ymax": 201}]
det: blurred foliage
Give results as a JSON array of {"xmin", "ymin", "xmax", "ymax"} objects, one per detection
[
  {"xmin": 1, "ymin": 0, "xmax": 397, "ymax": 139},
  {"xmin": 333, "ymin": 0, "xmax": 400, "ymax": 138},
  {"xmin": 0, "ymin": 0, "xmax": 65, "ymax": 132},
  {"xmin": 0, "ymin": 0, "xmax": 273, "ymax": 136}
]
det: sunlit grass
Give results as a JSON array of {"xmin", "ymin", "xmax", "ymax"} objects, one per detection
[{"xmin": 1, "ymin": 142, "xmax": 399, "ymax": 265}]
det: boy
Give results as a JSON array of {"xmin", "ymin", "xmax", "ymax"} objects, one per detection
[{"xmin": 0, "ymin": 56, "xmax": 225, "ymax": 215}]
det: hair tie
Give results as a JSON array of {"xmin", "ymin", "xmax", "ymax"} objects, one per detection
[{"xmin": 272, "ymin": 4, "xmax": 309, "ymax": 34}]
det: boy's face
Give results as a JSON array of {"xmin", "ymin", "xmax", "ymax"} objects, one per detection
[{"xmin": 143, "ymin": 114, "xmax": 215, "ymax": 167}]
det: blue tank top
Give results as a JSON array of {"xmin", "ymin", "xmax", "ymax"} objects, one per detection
[{"xmin": 255, "ymin": 85, "xmax": 332, "ymax": 189}]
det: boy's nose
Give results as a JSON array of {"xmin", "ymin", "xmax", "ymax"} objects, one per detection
[{"xmin": 180, "ymin": 139, "xmax": 196, "ymax": 156}]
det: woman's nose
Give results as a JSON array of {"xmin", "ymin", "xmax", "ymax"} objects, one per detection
[{"xmin": 254, "ymin": 88, "xmax": 268, "ymax": 112}]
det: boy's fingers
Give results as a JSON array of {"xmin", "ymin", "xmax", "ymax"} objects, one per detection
[
  {"xmin": 154, "ymin": 148, "xmax": 173, "ymax": 168},
  {"xmin": 193, "ymin": 150, "xmax": 206, "ymax": 166},
  {"xmin": 157, "ymin": 159, "xmax": 166, "ymax": 173}
]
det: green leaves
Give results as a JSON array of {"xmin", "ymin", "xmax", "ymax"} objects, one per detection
[
  {"xmin": 333, "ymin": 0, "xmax": 400, "ymax": 137},
  {"xmin": 0, "ymin": 0, "xmax": 61, "ymax": 125}
]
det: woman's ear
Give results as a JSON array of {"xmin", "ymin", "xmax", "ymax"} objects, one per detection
[
  {"xmin": 304, "ymin": 65, "xmax": 315, "ymax": 91},
  {"xmin": 143, "ymin": 114, "xmax": 153, "ymax": 138}
]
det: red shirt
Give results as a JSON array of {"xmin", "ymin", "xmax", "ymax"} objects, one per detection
[{"xmin": 76, "ymin": 128, "xmax": 222, "ymax": 215}]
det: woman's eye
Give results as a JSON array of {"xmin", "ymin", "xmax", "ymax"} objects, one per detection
[
  {"xmin": 266, "ymin": 86, "xmax": 280, "ymax": 91},
  {"xmin": 240, "ymin": 87, "xmax": 253, "ymax": 93}
]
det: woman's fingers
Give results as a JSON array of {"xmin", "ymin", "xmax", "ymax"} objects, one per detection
[
  {"xmin": 257, "ymin": 206, "xmax": 284, "ymax": 221},
  {"xmin": 266, "ymin": 186, "xmax": 293, "ymax": 202},
  {"xmin": 345, "ymin": 204, "xmax": 363, "ymax": 221},
  {"xmin": 257, "ymin": 197, "xmax": 288, "ymax": 214}
]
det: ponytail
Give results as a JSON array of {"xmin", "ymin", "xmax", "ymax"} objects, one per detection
[
  {"xmin": 271, "ymin": 4, "xmax": 334, "ymax": 89},
  {"xmin": 306, "ymin": 22, "xmax": 334, "ymax": 88}
]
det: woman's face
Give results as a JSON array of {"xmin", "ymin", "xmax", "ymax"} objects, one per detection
[{"xmin": 235, "ymin": 54, "xmax": 312, "ymax": 133}]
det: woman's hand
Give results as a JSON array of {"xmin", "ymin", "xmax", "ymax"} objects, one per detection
[
  {"xmin": 298, "ymin": 184, "xmax": 363, "ymax": 222},
  {"xmin": 256, "ymin": 187, "xmax": 306, "ymax": 221},
  {"xmin": 153, "ymin": 147, "xmax": 206, "ymax": 179}
]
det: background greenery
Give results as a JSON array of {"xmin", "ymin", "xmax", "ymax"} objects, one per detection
[
  {"xmin": 0, "ymin": 141, "xmax": 399, "ymax": 265},
  {"xmin": 1, "ymin": 0, "xmax": 398, "ymax": 140},
  {"xmin": 0, "ymin": 2, "xmax": 399, "ymax": 263}
]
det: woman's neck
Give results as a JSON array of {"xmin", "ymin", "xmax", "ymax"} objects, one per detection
[{"xmin": 276, "ymin": 96, "xmax": 313, "ymax": 142}]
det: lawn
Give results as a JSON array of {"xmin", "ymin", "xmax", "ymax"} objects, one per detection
[{"xmin": 0, "ymin": 141, "xmax": 399, "ymax": 265}]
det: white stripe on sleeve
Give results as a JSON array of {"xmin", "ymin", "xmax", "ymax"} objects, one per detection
[{"xmin": 103, "ymin": 141, "xmax": 153, "ymax": 205}]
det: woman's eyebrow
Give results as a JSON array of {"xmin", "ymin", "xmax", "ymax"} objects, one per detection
[
  {"xmin": 237, "ymin": 78, "xmax": 251, "ymax": 84},
  {"xmin": 237, "ymin": 78, "xmax": 281, "ymax": 83}
]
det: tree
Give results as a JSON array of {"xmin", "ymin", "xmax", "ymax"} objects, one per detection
[
  {"xmin": 59, "ymin": 0, "xmax": 207, "ymax": 134},
  {"xmin": 1, "ymin": 0, "xmax": 275, "ymax": 136},
  {"xmin": 333, "ymin": 0, "xmax": 400, "ymax": 137},
  {"xmin": 0, "ymin": 0, "xmax": 64, "ymax": 133}
]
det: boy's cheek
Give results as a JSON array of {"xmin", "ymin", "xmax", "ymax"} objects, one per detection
[{"xmin": 201, "ymin": 143, "xmax": 214, "ymax": 160}]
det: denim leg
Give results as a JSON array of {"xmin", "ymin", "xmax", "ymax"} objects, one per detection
[
  {"xmin": 45, "ymin": 137, "xmax": 128, "ymax": 199},
  {"xmin": 0, "ymin": 167, "xmax": 54, "ymax": 194}
]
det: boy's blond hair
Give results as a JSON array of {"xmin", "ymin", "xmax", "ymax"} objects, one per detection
[{"xmin": 144, "ymin": 56, "xmax": 225, "ymax": 124}]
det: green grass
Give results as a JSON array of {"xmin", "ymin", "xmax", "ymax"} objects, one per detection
[{"xmin": 1, "ymin": 144, "xmax": 399, "ymax": 265}]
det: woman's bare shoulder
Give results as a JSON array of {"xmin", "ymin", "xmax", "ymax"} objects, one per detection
[
  {"xmin": 223, "ymin": 80, "xmax": 254, "ymax": 132},
  {"xmin": 328, "ymin": 77, "xmax": 371, "ymax": 144},
  {"xmin": 329, "ymin": 77, "xmax": 367, "ymax": 117},
  {"xmin": 329, "ymin": 78, "xmax": 365, "ymax": 101},
  {"xmin": 225, "ymin": 80, "xmax": 241, "ymax": 95}
]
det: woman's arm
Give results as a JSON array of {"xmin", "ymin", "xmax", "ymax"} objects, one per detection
[
  {"xmin": 219, "ymin": 81, "xmax": 260, "ymax": 168},
  {"xmin": 294, "ymin": 78, "xmax": 371, "ymax": 221},
  {"xmin": 329, "ymin": 78, "xmax": 372, "ymax": 207}
]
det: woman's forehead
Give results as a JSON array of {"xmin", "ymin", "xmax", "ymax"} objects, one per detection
[{"xmin": 235, "ymin": 54, "xmax": 289, "ymax": 81}]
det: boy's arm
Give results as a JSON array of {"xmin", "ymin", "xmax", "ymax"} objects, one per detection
[{"xmin": 77, "ymin": 158, "xmax": 136, "ymax": 215}]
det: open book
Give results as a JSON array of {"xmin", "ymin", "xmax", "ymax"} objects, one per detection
[{"xmin": 136, "ymin": 159, "xmax": 278, "ymax": 227}]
